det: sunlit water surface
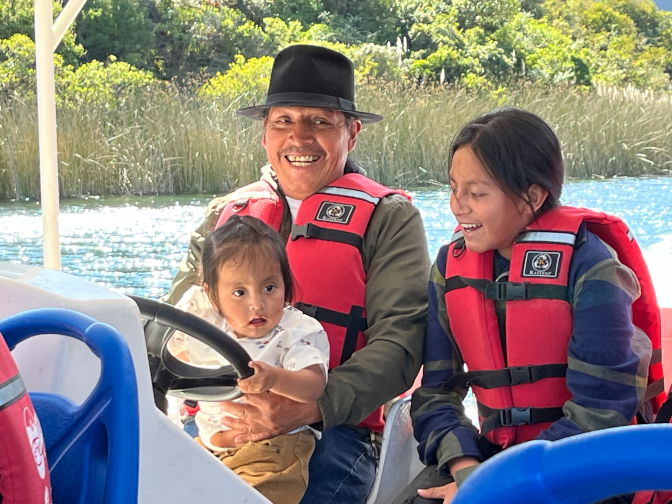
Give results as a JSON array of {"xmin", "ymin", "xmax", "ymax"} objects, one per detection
[
  {"xmin": 1, "ymin": 177, "xmax": 671, "ymax": 304},
  {"xmin": 1, "ymin": 177, "xmax": 671, "ymax": 425}
]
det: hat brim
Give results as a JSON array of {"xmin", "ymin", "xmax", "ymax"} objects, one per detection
[{"xmin": 237, "ymin": 103, "xmax": 383, "ymax": 125}]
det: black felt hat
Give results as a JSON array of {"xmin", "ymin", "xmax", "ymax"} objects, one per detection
[{"xmin": 236, "ymin": 45, "xmax": 383, "ymax": 124}]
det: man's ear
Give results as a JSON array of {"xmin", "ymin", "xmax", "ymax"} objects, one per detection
[
  {"xmin": 524, "ymin": 184, "xmax": 549, "ymax": 214},
  {"xmin": 347, "ymin": 119, "xmax": 362, "ymax": 152}
]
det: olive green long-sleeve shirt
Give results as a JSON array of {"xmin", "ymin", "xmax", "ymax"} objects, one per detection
[{"xmin": 165, "ymin": 165, "xmax": 430, "ymax": 429}]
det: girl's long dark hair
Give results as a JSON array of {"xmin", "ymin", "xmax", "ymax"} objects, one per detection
[{"xmin": 450, "ymin": 107, "xmax": 564, "ymax": 217}]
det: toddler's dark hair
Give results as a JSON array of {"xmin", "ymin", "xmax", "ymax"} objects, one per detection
[
  {"xmin": 202, "ymin": 215, "xmax": 293, "ymax": 307},
  {"xmin": 450, "ymin": 107, "xmax": 564, "ymax": 217}
]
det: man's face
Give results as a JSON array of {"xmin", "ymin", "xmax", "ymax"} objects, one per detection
[{"xmin": 262, "ymin": 107, "xmax": 362, "ymax": 200}]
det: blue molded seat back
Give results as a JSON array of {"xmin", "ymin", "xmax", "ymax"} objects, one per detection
[
  {"xmin": 0, "ymin": 309, "xmax": 139, "ymax": 504},
  {"xmin": 453, "ymin": 424, "xmax": 672, "ymax": 504}
]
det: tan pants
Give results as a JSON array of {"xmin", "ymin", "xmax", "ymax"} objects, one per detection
[{"xmin": 215, "ymin": 431, "xmax": 315, "ymax": 504}]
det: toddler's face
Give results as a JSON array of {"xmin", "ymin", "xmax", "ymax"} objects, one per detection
[{"xmin": 210, "ymin": 254, "xmax": 285, "ymax": 339}]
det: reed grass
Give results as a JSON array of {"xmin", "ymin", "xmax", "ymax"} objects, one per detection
[{"xmin": 1, "ymin": 83, "xmax": 671, "ymax": 201}]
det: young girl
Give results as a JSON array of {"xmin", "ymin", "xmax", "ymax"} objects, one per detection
[
  {"xmin": 168, "ymin": 215, "xmax": 330, "ymax": 504},
  {"xmin": 394, "ymin": 108, "xmax": 663, "ymax": 504}
]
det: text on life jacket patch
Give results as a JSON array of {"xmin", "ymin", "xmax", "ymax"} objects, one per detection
[
  {"xmin": 522, "ymin": 251, "xmax": 562, "ymax": 278},
  {"xmin": 315, "ymin": 201, "xmax": 355, "ymax": 224}
]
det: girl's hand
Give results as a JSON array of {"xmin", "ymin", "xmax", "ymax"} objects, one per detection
[
  {"xmin": 417, "ymin": 482, "xmax": 458, "ymax": 504},
  {"xmin": 238, "ymin": 361, "xmax": 278, "ymax": 394}
]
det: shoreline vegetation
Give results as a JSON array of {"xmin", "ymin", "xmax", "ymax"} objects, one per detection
[
  {"xmin": 2, "ymin": 0, "xmax": 672, "ymax": 201},
  {"xmin": 1, "ymin": 83, "xmax": 671, "ymax": 202}
]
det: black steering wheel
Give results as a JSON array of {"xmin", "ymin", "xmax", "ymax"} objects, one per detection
[{"xmin": 128, "ymin": 295, "xmax": 254, "ymax": 413}]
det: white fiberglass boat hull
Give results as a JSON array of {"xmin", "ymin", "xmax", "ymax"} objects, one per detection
[{"xmin": 0, "ymin": 263, "xmax": 269, "ymax": 503}]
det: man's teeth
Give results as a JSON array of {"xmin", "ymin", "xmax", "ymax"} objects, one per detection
[
  {"xmin": 287, "ymin": 155, "xmax": 319, "ymax": 166},
  {"xmin": 462, "ymin": 224, "xmax": 482, "ymax": 230}
]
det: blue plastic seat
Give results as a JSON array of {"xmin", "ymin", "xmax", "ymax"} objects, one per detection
[
  {"xmin": 453, "ymin": 424, "xmax": 672, "ymax": 504},
  {"xmin": 0, "ymin": 308, "xmax": 139, "ymax": 504}
]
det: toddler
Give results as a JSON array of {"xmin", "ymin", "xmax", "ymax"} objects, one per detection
[{"xmin": 168, "ymin": 215, "xmax": 329, "ymax": 504}]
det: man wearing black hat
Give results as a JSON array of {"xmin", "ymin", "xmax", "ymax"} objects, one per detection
[{"xmin": 166, "ymin": 45, "xmax": 430, "ymax": 504}]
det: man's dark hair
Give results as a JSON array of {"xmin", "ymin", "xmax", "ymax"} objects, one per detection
[
  {"xmin": 202, "ymin": 215, "xmax": 294, "ymax": 308},
  {"xmin": 450, "ymin": 107, "xmax": 564, "ymax": 216}
]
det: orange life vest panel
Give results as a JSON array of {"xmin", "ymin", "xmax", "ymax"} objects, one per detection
[
  {"xmin": 217, "ymin": 173, "xmax": 408, "ymax": 432},
  {"xmin": 0, "ymin": 333, "xmax": 52, "ymax": 504},
  {"xmin": 444, "ymin": 206, "xmax": 664, "ymax": 449}
]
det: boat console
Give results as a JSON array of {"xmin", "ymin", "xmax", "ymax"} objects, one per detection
[{"xmin": 0, "ymin": 263, "xmax": 270, "ymax": 503}]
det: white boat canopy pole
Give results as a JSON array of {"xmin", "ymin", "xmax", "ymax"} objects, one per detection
[{"xmin": 34, "ymin": 0, "xmax": 87, "ymax": 270}]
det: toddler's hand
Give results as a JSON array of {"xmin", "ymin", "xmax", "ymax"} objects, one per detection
[{"xmin": 238, "ymin": 361, "xmax": 277, "ymax": 394}]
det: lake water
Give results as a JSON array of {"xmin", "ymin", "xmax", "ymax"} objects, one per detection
[{"xmin": 1, "ymin": 177, "xmax": 671, "ymax": 305}]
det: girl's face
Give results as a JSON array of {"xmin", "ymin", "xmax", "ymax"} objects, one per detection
[
  {"xmin": 207, "ymin": 253, "xmax": 286, "ymax": 339},
  {"xmin": 449, "ymin": 146, "xmax": 540, "ymax": 259}
]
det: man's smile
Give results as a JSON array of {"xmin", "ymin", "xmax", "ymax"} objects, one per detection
[{"xmin": 285, "ymin": 155, "xmax": 320, "ymax": 166}]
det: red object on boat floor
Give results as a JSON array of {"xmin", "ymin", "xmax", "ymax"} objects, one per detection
[
  {"xmin": 0, "ymin": 333, "xmax": 52, "ymax": 504},
  {"xmin": 662, "ymin": 308, "xmax": 672, "ymax": 392}
]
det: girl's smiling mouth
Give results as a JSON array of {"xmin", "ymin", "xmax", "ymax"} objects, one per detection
[{"xmin": 461, "ymin": 223, "xmax": 483, "ymax": 233}]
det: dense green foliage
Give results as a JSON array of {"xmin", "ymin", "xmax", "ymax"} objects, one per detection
[
  {"xmin": 1, "ymin": 0, "xmax": 672, "ymax": 200},
  {"xmin": 77, "ymin": 0, "xmax": 154, "ymax": 69},
  {"xmin": 0, "ymin": 0, "xmax": 82, "ymax": 64},
  {"xmin": 2, "ymin": 0, "xmax": 672, "ymax": 89}
]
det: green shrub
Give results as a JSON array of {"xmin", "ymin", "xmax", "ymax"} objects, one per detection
[
  {"xmin": 77, "ymin": 0, "xmax": 154, "ymax": 69},
  {"xmin": 0, "ymin": 34, "xmax": 68, "ymax": 101},
  {"xmin": 59, "ymin": 59, "xmax": 158, "ymax": 109},
  {"xmin": 198, "ymin": 55, "xmax": 273, "ymax": 102},
  {"xmin": 154, "ymin": 3, "xmax": 270, "ymax": 81},
  {"xmin": 0, "ymin": 0, "xmax": 83, "ymax": 66}
]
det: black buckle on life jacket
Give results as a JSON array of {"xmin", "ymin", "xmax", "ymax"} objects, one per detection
[
  {"xmin": 499, "ymin": 407, "xmax": 532, "ymax": 427},
  {"xmin": 509, "ymin": 366, "xmax": 533, "ymax": 386},
  {"xmin": 485, "ymin": 281, "xmax": 529, "ymax": 301},
  {"xmin": 290, "ymin": 223, "xmax": 363, "ymax": 249},
  {"xmin": 452, "ymin": 238, "xmax": 466, "ymax": 258},
  {"xmin": 291, "ymin": 223, "xmax": 313, "ymax": 240}
]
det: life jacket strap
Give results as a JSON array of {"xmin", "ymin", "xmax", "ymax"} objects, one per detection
[
  {"xmin": 516, "ymin": 230, "xmax": 577, "ymax": 246},
  {"xmin": 294, "ymin": 302, "xmax": 368, "ymax": 365},
  {"xmin": 0, "ymin": 374, "xmax": 26, "ymax": 412},
  {"xmin": 443, "ymin": 363, "xmax": 568, "ymax": 392},
  {"xmin": 291, "ymin": 223, "xmax": 363, "ymax": 250},
  {"xmin": 644, "ymin": 378, "xmax": 666, "ymax": 404},
  {"xmin": 643, "ymin": 348, "xmax": 665, "ymax": 405},
  {"xmin": 655, "ymin": 390, "xmax": 672, "ymax": 424},
  {"xmin": 478, "ymin": 404, "xmax": 564, "ymax": 434},
  {"xmin": 445, "ymin": 276, "xmax": 570, "ymax": 302}
]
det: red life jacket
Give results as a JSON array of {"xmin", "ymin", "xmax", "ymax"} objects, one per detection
[
  {"xmin": 216, "ymin": 173, "xmax": 409, "ymax": 432},
  {"xmin": 444, "ymin": 206, "xmax": 664, "ymax": 449},
  {"xmin": 633, "ymin": 492, "xmax": 672, "ymax": 504},
  {"xmin": 215, "ymin": 179, "xmax": 285, "ymax": 232},
  {"xmin": 0, "ymin": 333, "xmax": 52, "ymax": 504}
]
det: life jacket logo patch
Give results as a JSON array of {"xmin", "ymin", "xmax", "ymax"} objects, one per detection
[
  {"xmin": 522, "ymin": 251, "xmax": 562, "ymax": 278},
  {"xmin": 315, "ymin": 202, "xmax": 355, "ymax": 224}
]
